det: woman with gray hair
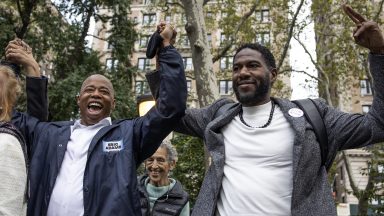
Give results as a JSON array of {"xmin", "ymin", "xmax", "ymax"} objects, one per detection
[{"xmin": 138, "ymin": 140, "xmax": 190, "ymax": 216}]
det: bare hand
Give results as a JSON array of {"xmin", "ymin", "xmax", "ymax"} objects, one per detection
[
  {"xmin": 5, "ymin": 39, "xmax": 40, "ymax": 77},
  {"xmin": 157, "ymin": 22, "xmax": 177, "ymax": 47},
  {"xmin": 343, "ymin": 4, "xmax": 384, "ymax": 54}
]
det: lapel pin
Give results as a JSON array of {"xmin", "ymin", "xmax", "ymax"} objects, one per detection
[{"xmin": 288, "ymin": 108, "xmax": 304, "ymax": 118}]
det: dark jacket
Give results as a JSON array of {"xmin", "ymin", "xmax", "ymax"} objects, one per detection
[
  {"xmin": 174, "ymin": 54, "xmax": 384, "ymax": 216},
  {"xmin": 12, "ymin": 46, "xmax": 187, "ymax": 216},
  {"xmin": 10, "ymin": 76, "xmax": 49, "ymax": 163},
  {"xmin": 138, "ymin": 175, "xmax": 189, "ymax": 216}
]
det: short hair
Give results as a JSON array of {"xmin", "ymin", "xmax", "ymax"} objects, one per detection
[
  {"xmin": 0, "ymin": 65, "xmax": 21, "ymax": 122},
  {"xmin": 234, "ymin": 43, "xmax": 276, "ymax": 69},
  {"xmin": 159, "ymin": 140, "xmax": 178, "ymax": 162},
  {"xmin": 80, "ymin": 74, "xmax": 115, "ymax": 97}
]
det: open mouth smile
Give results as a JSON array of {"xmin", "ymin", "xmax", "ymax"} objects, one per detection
[{"xmin": 87, "ymin": 102, "xmax": 103, "ymax": 114}]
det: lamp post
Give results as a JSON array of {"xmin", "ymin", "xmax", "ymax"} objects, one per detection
[
  {"xmin": 136, "ymin": 94, "xmax": 156, "ymax": 116},
  {"xmin": 137, "ymin": 93, "xmax": 173, "ymax": 141}
]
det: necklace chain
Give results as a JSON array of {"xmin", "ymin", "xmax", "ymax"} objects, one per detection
[{"xmin": 239, "ymin": 100, "xmax": 275, "ymax": 128}]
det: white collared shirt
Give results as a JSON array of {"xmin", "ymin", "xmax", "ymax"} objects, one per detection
[{"xmin": 47, "ymin": 117, "xmax": 111, "ymax": 216}]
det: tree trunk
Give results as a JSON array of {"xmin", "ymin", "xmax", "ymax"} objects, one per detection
[{"xmin": 181, "ymin": 0, "xmax": 219, "ymax": 107}]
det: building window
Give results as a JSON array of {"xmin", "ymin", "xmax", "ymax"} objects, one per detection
[
  {"xmin": 220, "ymin": 33, "xmax": 227, "ymax": 44},
  {"xmin": 135, "ymin": 81, "xmax": 149, "ymax": 95},
  {"xmin": 206, "ymin": 11, "xmax": 213, "ymax": 18},
  {"xmin": 106, "ymin": 58, "xmax": 118, "ymax": 70},
  {"xmin": 378, "ymin": 165, "xmax": 384, "ymax": 173},
  {"xmin": 144, "ymin": 0, "xmax": 153, "ymax": 5},
  {"xmin": 220, "ymin": 56, "xmax": 233, "ymax": 70},
  {"xmin": 133, "ymin": 17, "xmax": 138, "ymax": 24},
  {"xmin": 137, "ymin": 58, "xmax": 151, "ymax": 71},
  {"xmin": 362, "ymin": 105, "xmax": 371, "ymax": 114},
  {"xmin": 142, "ymin": 14, "xmax": 156, "ymax": 26},
  {"xmin": 183, "ymin": 57, "xmax": 193, "ymax": 70},
  {"xmin": 207, "ymin": 33, "xmax": 212, "ymax": 46},
  {"xmin": 107, "ymin": 41, "xmax": 114, "ymax": 50},
  {"xmin": 360, "ymin": 79, "xmax": 373, "ymax": 96},
  {"xmin": 256, "ymin": 9, "xmax": 270, "ymax": 23},
  {"xmin": 165, "ymin": 14, "xmax": 171, "ymax": 23},
  {"xmin": 139, "ymin": 35, "xmax": 150, "ymax": 48},
  {"xmin": 180, "ymin": 35, "xmax": 190, "ymax": 47},
  {"xmin": 219, "ymin": 80, "xmax": 233, "ymax": 95},
  {"xmin": 187, "ymin": 80, "xmax": 192, "ymax": 92},
  {"xmin": 256, "ymin": 32, "xmax": 270, "ymax": 46}
]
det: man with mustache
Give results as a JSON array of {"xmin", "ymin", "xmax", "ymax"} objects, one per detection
[{"xmin": 148, "ymin": 5, "xmax": 384, "ymax": 216}]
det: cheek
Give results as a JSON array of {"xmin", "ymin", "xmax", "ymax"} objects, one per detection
[{"xmin": 232, "ymin": 74, "xmax": 238, "ymax": 82}]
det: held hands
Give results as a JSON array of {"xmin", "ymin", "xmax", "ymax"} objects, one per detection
[
  {"xmin": 343, "ymin": 4, "xmax": 384, "ymax": 54},
  {"xmin": 5, "ymin": 39, "xmax": 40, "ymax": 77},
  {"xmin": 157, "ymin": 22, "xmax": 177, "ymax": 47}
]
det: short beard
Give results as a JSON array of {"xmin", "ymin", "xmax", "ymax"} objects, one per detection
[{"xmin": 234, "ymin": 75, "xmax": 271, "ymax": 106}]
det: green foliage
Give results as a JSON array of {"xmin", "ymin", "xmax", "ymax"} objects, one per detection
[
  {"xmin": 108, "ymin": 68, "xmax": 138, "ymax": 120},
  {"xmin": 171, "ymin": 133, "xmax": 205, "ymax": 207},
  {"xmin": 0, "ymin": 0, "xmax": 138, "ymax": 121}
]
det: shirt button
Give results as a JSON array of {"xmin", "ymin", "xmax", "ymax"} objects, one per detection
[
  {"xmin": 84, "ymin": 187, "xmax": 89, "ymax": 192},
  {"xmin": 58, "ymin": 144, "xmax": 63, "ymax": 147}
]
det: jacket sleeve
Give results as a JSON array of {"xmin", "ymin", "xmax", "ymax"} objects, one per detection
[
  {"xmin": 315, "ymin": 53, "xmax": 384, "ymax": 156},
  {"xmin": 11, "ymin": 76, "xmax": 48, "ymax": 154},
  {"xmin": 173, "ymin": 98, "xmax": 233, "ymax": 138},
  {"xmin": 134, "ymin": 45, "xmax": 187, "ymax": 163},
  {"xmin": 26, "ymin": 76, "xmax": 49, "ymax": 121}
]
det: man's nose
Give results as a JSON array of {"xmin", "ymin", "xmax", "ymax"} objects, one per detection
[
  {"xmin": 238, "ymin": 66, "xmax": 249, "ymax": 77},
  {"xmin": 91, "ymin": 90, "xmax": 102, "ymax": 98}
]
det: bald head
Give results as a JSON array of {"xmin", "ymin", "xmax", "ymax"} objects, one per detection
[
  {"xmin": 77, "ymin": 74, "xmax": 116, "ymax": 125},
  {"xmin": 81, "ymin": 74, "xmax": 115, "ymax": 97}
]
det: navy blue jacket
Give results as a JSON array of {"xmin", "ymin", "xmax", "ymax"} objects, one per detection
[{"xmin": 12, "ymin": 46, "xmax": 187, "ymax": 216}]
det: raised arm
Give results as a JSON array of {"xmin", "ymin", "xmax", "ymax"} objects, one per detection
[
  {"xmin": 316, "ymin": 6, "xmax": 384, "ymax": 158},
  {"xmin": 135, "ymin": 23, "xmax": 187, "ymax": 163},
  {"xmin": 7, "ymin": 40, "xmax": 48, "ymax": 155},
  {"xmin": 6, "ymin": 39, "xmax": 48, "ymax": 121}
]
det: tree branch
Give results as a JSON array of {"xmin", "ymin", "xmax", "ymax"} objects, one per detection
[
  {"xmin": 291, "ymin": 69, "xmax": 322, "ymax": 82},
  {"xmin": 374, "ymin": 0, "xmax": 384, "ymax": 22},
  {"xmin": 163, "ymin": 1, "xmax": 184, "ymax": 11},
  {"xmin": 342, "ymin": 151, "xmax": 360, "ymax": 195},
  {"xmin": 87, "ymin": 34, "xmax": 108, "ymax": 41},
  {"xmin": 212, "ymin": 1, "xmax": 259, "ymax": 63},
  {"xmin": 15, "ymin": 0, "xmax": 38, "ymax": 39},
  {"xmin": 294, "ymin": 35, "xmax": 333, "ymax": 105},
  {"xmin": 294, "ymin": 35, "xmax": 326, "ymax": 78},
  {"xmin": 203, "ymin": 0, "xmax": 211, "ymax": 6},
  {"xmin": 276, "ymin": 0, "xmax": 305, "ymax": 70}
]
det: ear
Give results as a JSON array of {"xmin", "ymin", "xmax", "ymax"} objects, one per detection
[
  {"xmin": 169, "ymin": 160, "xmax": 176, "ymax": 170},
  {"xmin": 76, "ymin": 94, "xmax": 80, "ymax": 106},
  {"xmin": 111, "ymin": 98, "xmax": 116, "ymax": 112},
  {"xmin": 270, "ymin": 68, "xmax": 278, "ymax": 83}
]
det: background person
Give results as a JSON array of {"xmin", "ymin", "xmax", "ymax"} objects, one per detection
[
  {"xmin": 0, "ymin": 39, "xmax": 46, "ymax": 216},
  {"xmin": 138, "ymin": 140, "xmax": 190, "ymax": 216}
]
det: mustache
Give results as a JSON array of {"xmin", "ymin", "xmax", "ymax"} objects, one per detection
[{"xmin": 235, "ymin": 79, "xmax": 256, "ymax": 86}]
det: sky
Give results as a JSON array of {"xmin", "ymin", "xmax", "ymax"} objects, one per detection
[{"xmin": 289, "ymin": 0, "xmax": 319, "ymax": 100}]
